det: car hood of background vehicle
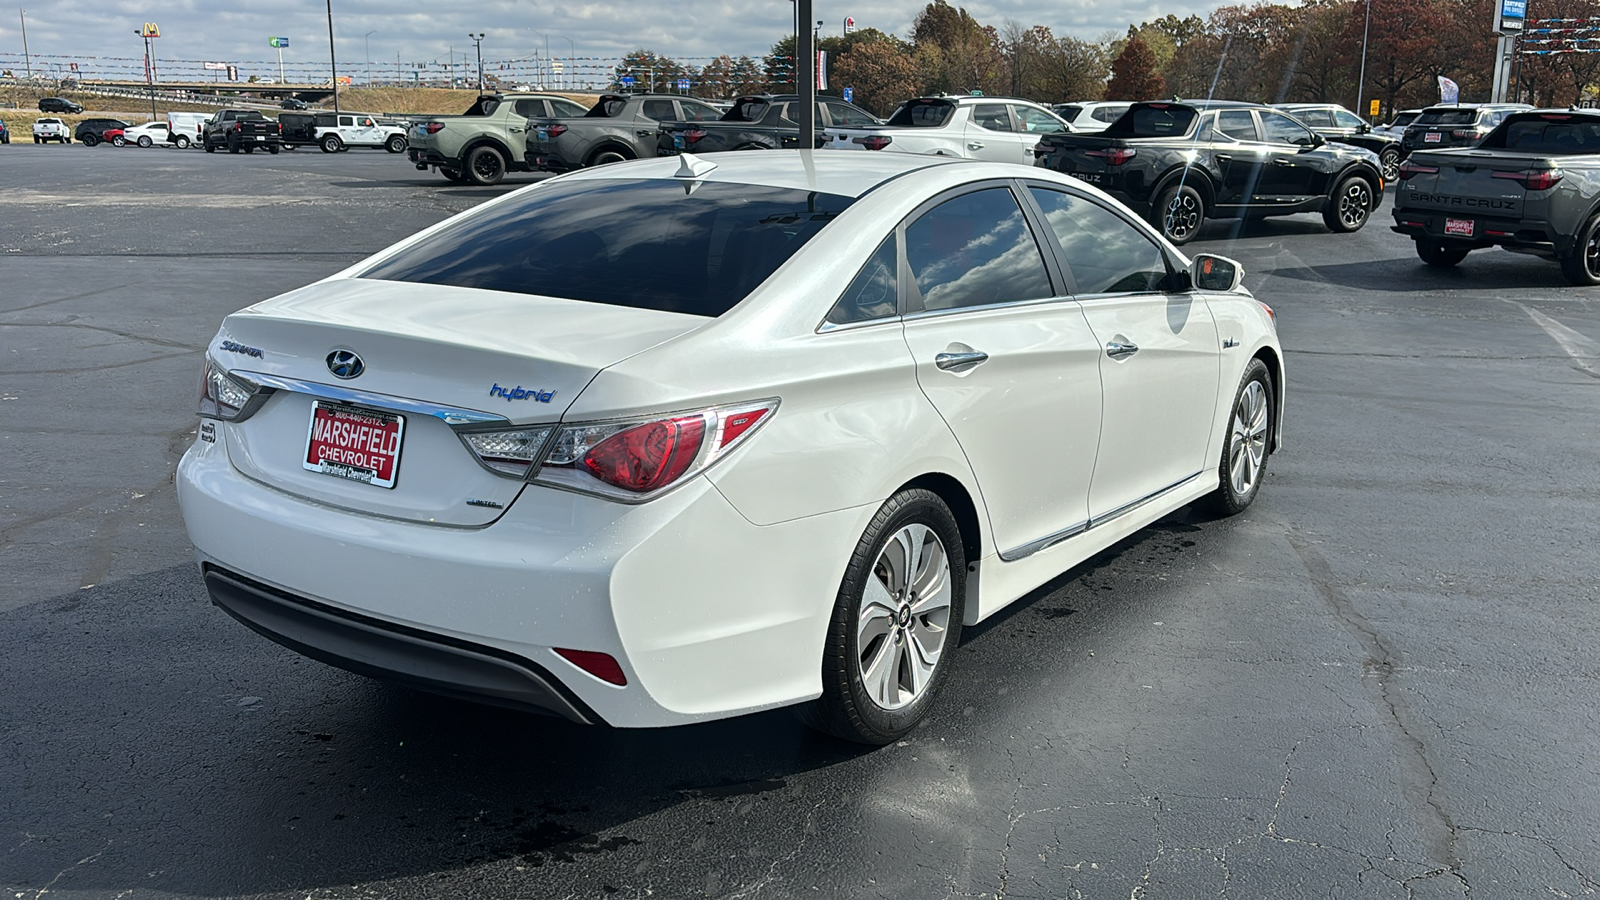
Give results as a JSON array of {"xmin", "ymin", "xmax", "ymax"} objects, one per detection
[{"xmin": 218, "ymin": 277, "xmax": 709, "ymax": 423}]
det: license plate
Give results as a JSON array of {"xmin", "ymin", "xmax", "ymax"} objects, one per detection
[
  {"xmin": 304, "ymin": 402, "xmax": 404, "ymax": 489},
  {"xmin": 1444, "ymin": 217, "xmax": 1475, "ymax": 236},
  {"xmin": 1424, "ymin": 132, "xmax": 1442, "ymax": 143},
  {"xmin": 673, "ymin": 134, "xmax": 685, "ymax": 150},
  {"xmin": 1069, "ymin": 172, "xmax": 1103, "ymax": 184}
]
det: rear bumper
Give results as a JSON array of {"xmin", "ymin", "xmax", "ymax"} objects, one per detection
[
  {"xmin": 1391, "ymin": 209, "xmax": 1572, "ymax": 255},
  {"xmin": 408, "ymin": 147, "xmax": 454, "ymax": 168}
]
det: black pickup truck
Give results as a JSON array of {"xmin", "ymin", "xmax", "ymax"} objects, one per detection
[
  {"xmin": 202, "ymin": 109, "xmax": 281, "ymax": 154},
  {"xmin": 655, "ymin": 94, "xmax": 878, "ymax": 156},
  {"xmin": 1033, "ymin": 100, "xmax": 1385, "ymax": 244}
]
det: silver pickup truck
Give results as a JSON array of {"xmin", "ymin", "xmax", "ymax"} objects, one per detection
[{"xmin": 1392, "ymin": 109, "xmax": 1600, "ymax": 285}]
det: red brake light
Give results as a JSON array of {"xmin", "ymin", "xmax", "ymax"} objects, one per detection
[
  {"xmin": 1493, "ymin": 168, "xmax": 1563, "ymax": 190},
  {"xmin": 852, "ymin": 134, "xmax": 892, "ymax": 150},
  {"xmin": 717, "ymin": 408, "xmax": 770, "ymax": 448},
  {"xmin": 553, "ymin": 648, "xmax": 627, "ymax": 686},
  {"xmin": 684, "ymin": 129, "xmax": 707, "ymax": 144},
  {"xmin": 1397, "ymin": 162, "xmax": 1438, "ymax": 180},
  {"xmin": 233, "ymin": 122, "xmax": 242, "ymax": 132},
  {"xmin": 424, "ymin": 122, "xmax": 445, "ymax": 134},
  {"xmin": 1086, "ymin": 147, "xmax": 1137, "ymax": 165},
  {"xmin": 583, "ymin": 416, "xmax": 706, "ymax": 493},
  {"xmin": 547, "ymin": 124, "xmax": 568, "ymax": 137}
]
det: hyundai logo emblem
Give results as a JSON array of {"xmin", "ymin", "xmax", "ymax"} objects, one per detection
[{"xmin": 326, "ymin": 349, "xmax": 364, "ymax": 380}]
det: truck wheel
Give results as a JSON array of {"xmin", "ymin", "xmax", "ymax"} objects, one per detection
[
  {"xmin": 1560, "ymin": 213, "xmax": 1600, "ymax": 286},
  {"xmin": 1323, "ymin": 175, "xmax": 1374, "ymax": 233},
  {"xmin": 386, "ymin": 135, "xmax": 406, "ymax": 153},
  {"xmin": 588, "ymin": 146, "xmax": 634, "ymax": 167},
  {"xmin": 465, "ymin": 146, "xmax": 507, "ymax": 185},
  {"xmin": 1415, "ymin": 238, "xmax": 1469, "ymax": 267},
  {"xmin": 1379, "ymin": 147, "xmax": 1400, "ymax": 182},
  {"xmin": 175, "ymin": 135, "xmax": 190, "ymax": 149},
  {"xmin": 321, "ymin": 134, "xmax": 342, "ymax": 153},
  {"xmin": 244, "ymin": 146, "xmax": 255, "ymax": 154},
  {"xmin": 268, "ymin": 144, "xmax": 280, "ymax": 154},
  {"xmin": 33, "ymin": 136, "xmax": 40, "ymax": 144},
  {"xmin": 440, "ymin": 167, "xmax": 470, "ymax": 183},
  {"xmin": 1156, "ymin": 183, "xmax": 1204, "ymax": 246},
  {"xmin": 82, "ymin": 134, "xmax": 98, "ymax": 147}
]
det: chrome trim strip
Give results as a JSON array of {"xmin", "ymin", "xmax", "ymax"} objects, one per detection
[
  {"xmin": 997, "ymin": 470, "xmax": 1206, "ymax": 562},
  {"xmin": 232, "ymin": 371, "xmax": 509, "ymax": 426}
]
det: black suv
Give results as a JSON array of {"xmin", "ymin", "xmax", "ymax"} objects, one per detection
[
  {"xmin": 1400, "ymin": 104, "xmax": 1531, "ymax": 158},
  {"xmin": 38, "ymin": 97, "xmax": 83, "ymax": 114},
  {"xmin": 1034, "ymin": 100, "xmax": 1386, "ymax": 244},
  {"xmin": 1275, "ymin": 103, "xmax": 1400, "ymax": 180},
  {"xmin": 74, "ymin": 118, "xmax": 131, "ymax": 146}
]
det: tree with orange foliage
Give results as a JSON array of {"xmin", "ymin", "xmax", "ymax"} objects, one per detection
[{"xmin": 1107, "ymin": 35, "xmax": 1168, "ymax": 100}]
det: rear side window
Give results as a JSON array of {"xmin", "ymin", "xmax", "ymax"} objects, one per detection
[
  {"xmin": 1333, "ymin": 108, "xmax": 1367, "ymax": 129},
  {"xmin": 1103, "ymin": 104, "xmax": 1198, "ymax": 137},
  {"xmin": 1054, "ymin": 105, "xmax": 1084, "ymax": 122},
  {"xmin": 641, "ymin": 100, "xmax": 677, "ymax": 121},
  {"xmin": 551, "ymin": 98, "xmax": 588, "ymax": 116},
  {"xmin": 463, "ymin": 97, "xmax": 500, "ymax": 116},
  {"xmin": 825, "ymin": 237, "xmax": 898, "ymax": 326},
  {"xmin": 586, "ymin": 98, "xmax": 627, "ymax": 117},
  {"xmin": 360, "ymin": 179, "xmax": 854, "ymax": 318},
  {"xmin": 1485, "ymin": 115, "xmax": 1600, "ymax": 153},
  {"xmin": 888, "ymin": 100, "xmax": 956, "ymax": 128},
  {"xmin": 904, "ymin": 188, "xmax": 1052, "ymax": 311},
  {"xmin": 1029, "ymin": 188, "xmax": 1169, "ymax": 295},
  {"xmin": 1418, "ymin": 109, "xmax": 1477, "ymax": 126},
  {"xmin": 1393, "ymin": 113, "xmax": 1419, "ymax": 127},
  {"xmin": 1294, "ymin": 108, "xmax": 1335, "ymax": 127},
  {"xmin": 971, "ymin": 104, "xmax": 1013, "ymax": 132},
  {"xmin": 512, "ymin": 99, "xmax": 546, "ymax": 117},
  {"xmin": 1215, "ymin": 110, "xmax": 1257, "ymax": 141}
]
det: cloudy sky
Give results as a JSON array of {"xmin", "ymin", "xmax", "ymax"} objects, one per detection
[{"xmin": 0, "ymin": 0, "xmax": 1199, "ymax": 81}]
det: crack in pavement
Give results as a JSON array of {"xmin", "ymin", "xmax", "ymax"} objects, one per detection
[{"xmin": 1286, "ymin": 527, "xmax": 1461, "ymax": 871}]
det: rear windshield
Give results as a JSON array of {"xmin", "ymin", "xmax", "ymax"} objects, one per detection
[
  {"xmin": 1418, "ymin": 109, "xmax": 1478, "ymax": 126},
  {"xmin": 462, "ymin": 96, "xmax": 500, "ymax": 116},
  {"xmin": 360, "ymin": 179, "xmax": 855, "ymax": 317},
  {"xmin": 1392, "ymin": 112, "xmax": 1419, "ymax": 127},
  {"xmin": 887, "ymin": 99, "xmax": 955, "ymax": 128},
  {"xmin": 1053, "ymin": 105, "xmax": 1083, "ymax": 122},
  {"xmin": 727, "ymin": 98, "xmax": 770, "ymax": 122},
  {"xmin": 585, "ymin": 97, "xmax": 627, "ymax": 117},
  {"xmin": 1483, "ymin": 114, "xmax": 1600, "ymax": 153},
  {"xmin": 1102, "ymin": 104, "xmax": 1198, "ymax": 137}
]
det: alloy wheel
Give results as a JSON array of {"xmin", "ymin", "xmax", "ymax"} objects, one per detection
[
  {"xmin": 1228, "ymin": 379, "xmax": 1269, "ymax": 497},
  {"xmin": 1339, "ymin": 181, "xmax": 1372, "ymax": 228},
  {"xmin": 856, "ymin": 523, "xmax": 953, "ymax": 711},
  {"xmin": 1586, "ymin": 227, "xmax": 1600, "ymax": 279},
  {"xmin": 1165, "ymin": 192, "xmax": 1200, "ymax": 242}
]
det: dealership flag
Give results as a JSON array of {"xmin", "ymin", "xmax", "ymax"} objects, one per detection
[
  {"xmin": 1439, "ymin": 76, "xmax": 1460, "ymax": 104},
  {"xmin": 817, "ymin": 50, "xmax": 828, "ymax": 90}
]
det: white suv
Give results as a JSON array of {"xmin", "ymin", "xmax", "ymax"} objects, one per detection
[
  {"xmin": 1052, "ymin": 101, "xmax": 1133, "ymax": 133},
  {"xmin": 317, "ymin": 113, "xmax": 408, "ymax": 153},
  {"xmin": 822, "ymin": 95, "xmax": 1070, "ymax": 164}
]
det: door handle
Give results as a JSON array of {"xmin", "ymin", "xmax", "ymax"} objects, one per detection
[
  {"xmin": 509, "ymin": 126, "xmax": 524, "ymax": 133},
  {"xmin": 1273, "ymin": 158, "xmax": 1294, "ymax": 166},
  {"xmin": 935, "ymin": 351, "xmax": 989, "ymax": 372},
  {"xmin": 967, "ymin": 141, "xmax": 984, "ymax": 150},
  {"xmin": 1105, "ymin": 341, "xmax": 1139, "ymax": 359},
  {"xmin": 1215, "ymin": 153, "xmax": 1232, "ymax": 162},
  {"xmin": 638, "ymin": 130, "xmax": 655, "ymax": 137}
]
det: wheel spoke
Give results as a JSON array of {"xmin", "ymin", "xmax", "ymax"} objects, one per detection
[
  {"xmin": 905, "ymin": 625, "xmax": 941, "ymax": 696},
  {"xmin": 860, "ymin": 634, "xmax": 900, "ymax": 706}
]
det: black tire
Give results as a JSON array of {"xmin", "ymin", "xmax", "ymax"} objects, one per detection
[
  {"xmin": 385, "ymin": 135, "xmax": 406, "ymax": 153},
  {"xmin": 464, "ymin": 145, "xmax": 507, "ymax": 185},
  {"xmin": 244, "ymin": 146, "xmax": 255, "ymax": 154},
  {"xmin": 1416, "ymin": 238, "xmax": 1469, "ymax": 267},
  {"xmin": 267, "ymin": 144, "xmax": 280, "ymax": 154},
  {"xmin": 82, "ymin": 134, "xmax": 98, "ymax": 147},
  {"xmin": 798, "ymin": 488, "xmax": 967, "ymax": 745},
  {"xmin": 587, "ymin": 146, "xmax": 633, "ymax": 167},
  {"xmin": 281, "ymin": 142, "xmax": 297, "ymax": 150},
  {"xmin": 1155, "ymin": 182, "xmax": 1205, "ymax": 245},
  {"xmin": 136, "ymin": 135, "xmax": 152, "ymax": 148},
  {"xmin": 1203, "ymin": 359, "xmax": 1274, "ymax": 517},
  {"xmin": 440, "ymin": 167, "xmax": 470, "ymax": 183},
  {"xmin": 63, "ymin": 135, "xmax": 71, "ymax": 144},
  {"xmin": 1378, "ymin": 147, "xmax": 1400, "ymax": 182},
  {"xmin": 1323, "ymin": 175, "xmax": 1375, "ymax": 233},
  {"xmin": 175, "ymin": 135, "xmax": 190, "ymax": 149},
  {"xmin": 1560, "ymin": 212, "xmax": 1600, "ymax": 286},
  {"xmin": 33, "ymin": 136, "xmax": 40, "ymax": 144},
  {"xmin": 204, "ymin": 141, "xmax": 215, "ymax": 153},
  {"xmin": 321, "ymin": 134, "xmax": 341, "ymax": 153},
  {"xmin": 227, "ymin": 135, "xmax": 240, "ymax": 154}
]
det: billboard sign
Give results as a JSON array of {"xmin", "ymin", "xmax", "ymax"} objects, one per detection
[
  {"xmin": 139, "ymin": 22, "xmax": 160, "ymax": 38},
  {"xmin": 1495, "ymin": 0, "xmax": 1525, "ymax": 32},
  {"xmin": 269, "ymin": 36, "xmax": 290, "ymax": 48},
  {"xmin": 203, "ymin": 61, "xmax": 227, "ymax": 71}
]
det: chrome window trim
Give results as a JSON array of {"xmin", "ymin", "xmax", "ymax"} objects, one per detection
[
  {"xmin": 998, "ymin": 471, "xmax": 1204, "ymax": 562},
  {"xmin": 233, "ymin": 371, "xmax": 510, "ymax": 427},
  {"xmin": 900, "ymin": 294, "xmax": 1070, "ymax": 323}
]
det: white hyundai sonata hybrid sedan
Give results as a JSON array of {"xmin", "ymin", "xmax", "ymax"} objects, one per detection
[{"xmin": 178, "ymin": 150, "xmax": 1282, "ymax": 744}]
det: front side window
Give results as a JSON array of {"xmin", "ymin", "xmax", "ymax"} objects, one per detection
[
  {"xmin": 360, "ymin": 180, "xmax": 854, "ymax": 318},
  {"xmin": 1014, "ymin": 106, "xmax": 1064, "ymax": 134},
  {"xmin": 904, "ymin": 188, "xmax": 1052, "ymax": 311},
  {"xmin": 512, "ymin": 99, "xmax": 545, "ymax": 117},
  {"xmin": 1261, "ymin": 111, "xmax": 1316, "ymax": 146},
  {"xmin": 825, "ymin": 102, "xmax": 876, "ymax": 127},
  {"xmin": 971, "ymin": 104, "xmax": 1013, "ymax": 132},
  {"xmin": 1216, "ymin": 110, "xmax": 1257, "ymax": 141},
  {"xmin": 681, "ymin": 101, "xmax": 724, "ymax": 122},
  {"xmin": 1029, "ymin": 188, "xmax": 1170, "ymax": 295},
  {"xmin": 552, "ymin": 98, "xmax": 588, "ymax": 116},
  {"xmin": 825, "ymin": 237, "xmax": 898, "ymax": 326},
  {"xmin": 641, "ymin": 99, "xmax": 678, "ymax": 121},
  {"xmin": 1333, "ymin": 108, "xmax": 1367, "ymax": 129}
]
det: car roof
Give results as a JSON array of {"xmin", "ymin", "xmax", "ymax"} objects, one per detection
[{"xmin": 556, "ymin": 149, "xmax": 966, "ymax": 198}]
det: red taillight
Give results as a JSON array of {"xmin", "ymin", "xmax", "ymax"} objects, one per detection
[
  {"xmin": 1257, "ymin": 300, "xmax": 1275, "ymax": 323},
  {"xmin": 852, "ymin": 134, "xmax": 892, "ymax": 150},
  {"xmin": 1086, "ymin": 147, "xmax": 1137, "ymax": 165},
  {"xmin": 553, "ymin": 648, "xmax": 627, "ymax": 686},
  {"xmin": 547, "ymin": 124, "xmax": 568, "ymax": 137},
  {"xmin": 717, "ymin": 408, "xmax": 770, "ymax": 448},
  {"xmin": 684, "ymin": 129, "xmax": 707, "ymax": 144},
  {"xmin": 233, "ymin": 122, "xmax": 242, "ymax": 132},
  {"xmin": 1493, "ymin": 168, "xmax": 1563, "ymax": 191},
  {"xmin": 1397, "ymin": 162, "xmax": 1438, "ymax": 180},
  {"xmin": 424, "ymin": 122, "xmax": 445, "ymax": 134},
  {"xmin": 583, "ymin": 416, "xmax": 706, "ymax": 493}
]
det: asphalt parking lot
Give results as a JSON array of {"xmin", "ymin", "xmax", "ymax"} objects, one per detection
[{"xmin": 3, "ymin": 143, "xmax": 1599, "ymax": 899}]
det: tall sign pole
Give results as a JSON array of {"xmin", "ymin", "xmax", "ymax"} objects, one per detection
[
  {"xmin": 20, "ymin": 8, "xmax": 31, "ymax": 78},
  {"xmin": 325, "ymin": 0, "xmax": 340, "ymax": 114},
  {"xmin": 796, "ymin": 0, "xmax": 814, "ymax": 147},
  {"xmin": 1491, "ymin": 0, "xmax": 1525, "ymax": 102},
  {"xmin": 139, "ymin": 23, "xmax": 160, "ymax": 123}
]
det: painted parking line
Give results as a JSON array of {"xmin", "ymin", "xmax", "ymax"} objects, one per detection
[{"xmin": 1510, "ymin": 300, "xmax": 1600, "ymax": 378}]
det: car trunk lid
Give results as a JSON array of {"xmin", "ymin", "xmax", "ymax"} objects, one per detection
[{"xmin": 1397, "ymin": 149, "xmax": 1540, "ymax": 222}]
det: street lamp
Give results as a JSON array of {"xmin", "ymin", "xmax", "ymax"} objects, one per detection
[
  {"xmin": 134, "ymin": 26, "xmax": 158, "ymax": 123},
  {"xmin": 469, "ymin": 32, "xmax": 485, "ymax": 92},
  {"xmin": 1355, "ymin": 0, "xmax": 1372, "ymax": 120},
  {"xmin": 365, "ymin": 30, "xmax": 375, "ymax": 85},
  {"xmin": 325, "ymin": 0, "xmax": 341, "ymax": 114}
]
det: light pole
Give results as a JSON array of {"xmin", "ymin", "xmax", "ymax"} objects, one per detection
[
  {"xmin": 365, "ymin": 30, "xmax": 375, "ymax": 85},
  {"xmin": 1355, "ymin": 0, "xmax": 1372, "ymax": 120},
  {"xmin": 20, "ymin": 8, "xmax": 31, "ymax": 79},
  {"xmin": 469, "ymin": 32, "xmax": 485, "ymax": 92},
  {"xmin": 562, "ymin": 36, "xmax": 575, "ymax": 90},
  {"xmin": 325, "ymin": 0, "xmax": 340, "ymax": 114}
]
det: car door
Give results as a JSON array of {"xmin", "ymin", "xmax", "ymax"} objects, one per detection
[
  {"xmin": 823, "ymin": 100, "xmax": 877, "ymax": 129},
  {"xmin": 963, "ymin": 104, "xmax": 1029, "ymax": 164},
  {"xmin": 1023, "ymin": 183, "xmax": 1221, "ymax": 520},
  {"xmin": 897, "ymin": 183, "xmax": 1104, "ymax": 557},
  {"xmin": 1258, "ymin": 110, "xmax": 1327, "ymax": 200},
  {"xmin": 638, "ymin": 98, "xmax": 680, "ymax": 148},
  {"xmin": 1012, "ymin": 104, "xmax": 1068, "ymax": 164},
  {"xmin": 1206, "ymin": 109, "xmax": 1270, "ymax": 210}
]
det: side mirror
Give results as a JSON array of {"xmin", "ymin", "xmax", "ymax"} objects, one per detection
[
  {"xmin": 1190, "ymin": 254, "xmax": 1245, "ymax": 293},
  {"xmin": 1358, "ymin": 122, "xmax": 1372, "ymax": 134}
]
